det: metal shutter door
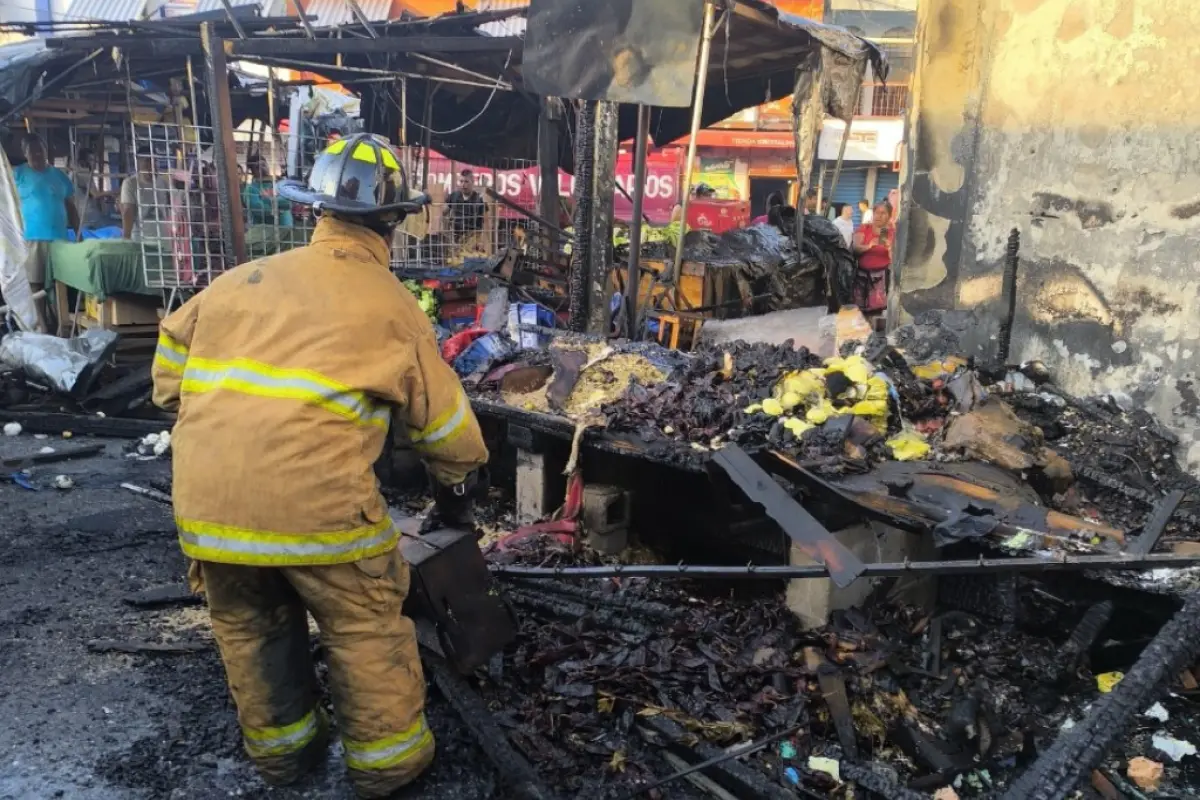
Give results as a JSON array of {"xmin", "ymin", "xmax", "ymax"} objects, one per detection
[{"xmin": 823, "ymin": 166, "xmax": 869, "ymax": 226}]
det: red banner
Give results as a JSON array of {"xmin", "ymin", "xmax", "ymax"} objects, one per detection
[{"xmin": 421, "ymin": 150, "xmax": 682, "ymax": 224}]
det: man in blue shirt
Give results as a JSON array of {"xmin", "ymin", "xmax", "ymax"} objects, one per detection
[{"xmin": 14, "ymin": 134, "xmax": 78, "ymax": 293}]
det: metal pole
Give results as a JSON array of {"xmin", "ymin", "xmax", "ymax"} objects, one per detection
[
  {"xmin": 287, "ymin": 86, "xmax": 304, "ymax": 179},
  {"xmin": 345, "ymin": 0, "xmax": 379, "ymax": 36},
  {"xmin": 625, "ymin": 104, "xmax": 650, "ymax": 339},
  {"xmin": 218, "ymin": 0, "xmax": 248, "ymax": 39},
  {"xmin": 490, "ymin": 552, "xmax": 1200, "ymax": 581},
  {"xmin": 185, "ymin": 55, "xmax": 199, "ymax": 128},
  {"xmin": 202, "ymin": 22, "xmax": 248, "ymax": 266},
  {"xmin": 400, "ymin": 78, "xmax": 408, "ymax": 145},
  {"xmin": 669, "ymin": 1, "xmax": 717, "ymax": 286},
  {"xmin": 420, "ymin": 83, "xmax": 434, "ymax": 191}
]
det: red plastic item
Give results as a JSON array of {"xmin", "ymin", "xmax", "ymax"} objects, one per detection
[
  {"xmin": 440, "ymin": 328, "xmax": 488, "ymax": 363},
  {"xmin": 488, "ymin": 471, "xmax": 584, "ymax": 552},
  {"xmin": 686, "ymin": 199, "xmax": 750, "ymax": 233}
]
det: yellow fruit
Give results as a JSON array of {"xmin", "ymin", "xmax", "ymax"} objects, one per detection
[
  {"xmin": 784, "ymin": 418, "xmax": 814, "ymax": 436},
  {"xmin": 806, "ymin": 402, "xmax": 834, "ymax": 424},
  {"xmin": 851, "ymin": 400, "xmax": 888, "ymax": 417},
  {"xmin": 744, "ymin": 403, "xmax": 762, "ymax": 414},
  {"xmin": 780, "ymin": 391, "xmax": 801, "ymax": 410},
  {"xmin": 886, "ymin": 430, "xmax": 930, "ymax": 461},
  {"xmin": 761, "ymin": 398, "xmax": 784, "ymax": 416},
  {"xmin": 842, "ymin": 356, "xmax": 872, "ymax": 384},
  {"xmin": 864, "ymin": 377, "xmax": 889, "ymax": 402}
]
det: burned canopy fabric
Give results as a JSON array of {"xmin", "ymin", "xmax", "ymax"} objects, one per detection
[{"xmin": 522, "ymin": 0, "xmax": 707, "ymax": 107}]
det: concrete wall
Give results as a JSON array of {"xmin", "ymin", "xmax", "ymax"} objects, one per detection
[{"xmin": 899, "ymin": 0, "xmax": 1200, "ymax": 469}]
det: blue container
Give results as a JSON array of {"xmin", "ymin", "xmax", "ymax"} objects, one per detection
[{"xmin": 453, "ymin": 332, "xmax": 515, "ymax": 376}]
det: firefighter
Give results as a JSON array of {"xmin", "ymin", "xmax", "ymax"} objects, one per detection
[{"xmin": 151, "ymin": 133, "xmax": 488, "ymax": 798}]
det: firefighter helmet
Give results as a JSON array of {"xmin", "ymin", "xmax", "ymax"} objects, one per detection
[{"xmin": 278, "ymin": 133, "xmax": 426, "ymax": 227}]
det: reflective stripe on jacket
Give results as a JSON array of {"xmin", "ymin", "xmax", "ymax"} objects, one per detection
[{"xmin": 152, "ymin": 216, "xmax": 488, "ymax": 567}]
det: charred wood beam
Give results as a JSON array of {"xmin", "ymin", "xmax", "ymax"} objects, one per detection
[
  {"xmin": 0, "ymin": 48, "xmax": 104, "ymax": 127},
  {"xmin": 202, "ymin": 23, "xmax": 248, "ymax": 266},
  {"xmin": 123, "ymin": 585, "xmax": 204, "ymax": 609},
  {"xmin": 0, "ymin": 411, "xmax": 168, "ymax": 439},
  {"xmin": 504, "ymin": 588, "xmax": 653, "ymax": 636},
  {"xmin": 504, "ymin": 579, "xmax": 680, "ymax": 622},
  {"xmin": 1127, "ymin": 489, "xmax": 1184, "ymax": 555},
  {"xmin": 484, "ymin": 187, "xmax": 574, "ymax": 242},
  {"xmin": 423, "ymin": 651, "xmax": 557, "ymax": 800},
  {"xmin": 634, "ymin": 715, "xmax": 796, "ymax": 800},
  {"xmin": 1053, "ymin": 600, "xmax": 1113, "ymax": 683},
  {"xmin": 805, "ymin": 647, "xmax": 858, "ymax": 759},
  {"xmin": 1076, "ymin": 465, "xmax": 1200, "ymax": 528},
  {"xmin": 228, "ymin": 35, "xmax": 521, "ymax": 56},
  {"xmin": 838, "ymin": 762, "xmax": 929, "ymax": 800},
  {"xmin": 1002, "ymin": 590, "xmax": 1200, "ymax": 799},
  {"xmin": 997, "ymin": 228, "xmax": 1020, "ymax": 365},
  {"xmin": 1, "ymin": 443, "xmax": 103, "ymax": 470},
  {"xmin": 568, "ymin": 102, "xmax": 595, "ymax": 332},
  {"xmin": 585, "ymin": 101, "xmax": 618, "ymax": 336},
  {"xmin": 712, "ymin": 445, "xmax": 867, "ymax": 588},
  {"xmin": 489, "ymin": 551, "xmax": 1200, "ymax": 580}
]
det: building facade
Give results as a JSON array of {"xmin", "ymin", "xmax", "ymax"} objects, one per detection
[{"xmin": 684, "ymin": 0, "xmax": 915, "ymax": 225}]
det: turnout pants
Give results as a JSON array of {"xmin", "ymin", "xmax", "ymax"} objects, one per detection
[{"xmin": 194, "ymin": 551, "xmax": 435, "ymax": 798}]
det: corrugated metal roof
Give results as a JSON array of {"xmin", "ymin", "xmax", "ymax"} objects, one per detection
[
  {"xmin": 304, "ymin": 0, "xmax": 390, "ymax": 28},
  {"xmin": 191, "ymin": 0, "xmax": 272, "ymax": 14},
  {"xmin": 67, "ymin": 0, "xmax": 149, "ymax": 21},
  {"xmin": 476, "ymin": 0, "xmax": 525, "ymax": 36}
]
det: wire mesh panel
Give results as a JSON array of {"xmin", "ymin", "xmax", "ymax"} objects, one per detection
[
  {"xmin": 132, "ymin": 122, "xmax": 225, "ymax": 289},
  {"xmin": 392, "ymin": 149, "xmax": 556, "ymax": 270},
  {"xmin": 232, "ymin": 120, "xmax": 323, "ymax": 261},
  {"xmin": 133, "ymin": 121, "xmax": 325, "ymax": 289}
]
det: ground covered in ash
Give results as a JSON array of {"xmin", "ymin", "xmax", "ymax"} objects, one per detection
[
  {"xmin": 3, "ymin": 433, "xmax": 1200, "ymax": 800},
  {"xmin": 0, "ymin": 435, "xmax": 496, "ymax": 800}
]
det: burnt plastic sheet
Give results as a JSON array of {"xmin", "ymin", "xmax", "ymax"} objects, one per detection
[
  {"xmin": 522, "ymin": 0, "xmax": 706, "ymax": 107},
  {"xmin": 679, "ymin": 216, "xmax": 855, "ymax": 312},
  {"xmin": 0, "ymin": 329, "xmax": 118, "ymax": 396}
]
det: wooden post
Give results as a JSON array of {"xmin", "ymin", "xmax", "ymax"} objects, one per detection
[
  {"xmin": 586, "ymin": 101, "xmax": 618, "ymax": 337},
  {"xmin": 538, "ymin": 97, "xmax": 561, "ymax": 251},
  {"xmin": 201, "ymin": 23, "xmax": 247, "ymax": 267}
]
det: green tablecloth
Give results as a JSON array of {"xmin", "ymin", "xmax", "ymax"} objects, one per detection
[
  {"xmin": 46, "ymin": 226, "xmax": 312, "ymax": 299},
  {"xmin": 46, "ymin": 240, "xmax": 158, "ymax": 300}
]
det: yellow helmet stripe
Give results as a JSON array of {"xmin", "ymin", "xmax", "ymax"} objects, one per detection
[
  {"xmin": 325, "ymin": 138, "xmax": 347, "ymax": 155},
  {"xmin": 352, "ymin": 143, "xmax": 378, "ymax": 163},
  {"xmin": 380, "ymin": 148, "xmax": 399, "ymax": 169}
]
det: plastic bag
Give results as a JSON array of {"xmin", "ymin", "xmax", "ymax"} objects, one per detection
[{"xmin": 0, "ymin": 328, "xmax": 118, "ymax": 395}]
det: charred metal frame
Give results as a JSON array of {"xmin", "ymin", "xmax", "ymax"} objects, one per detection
[{"xmin": 489, "ymin": 552, "xmax": 1200, "ymax": 580}]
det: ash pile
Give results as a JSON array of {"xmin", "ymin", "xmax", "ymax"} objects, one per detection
[{"xmin": 467, "ymin": 309, "xmax": 1200, "ymax": 799}]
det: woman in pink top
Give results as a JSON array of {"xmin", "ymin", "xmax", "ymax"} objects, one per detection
[{"xmin": 851, "ymin": 202, "xmax": 895, "ymax": 313}]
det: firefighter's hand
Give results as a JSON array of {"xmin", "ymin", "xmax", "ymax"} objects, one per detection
[{"xmin": 420, "ymin": 468, "xmax": 487, "ymax": 537}]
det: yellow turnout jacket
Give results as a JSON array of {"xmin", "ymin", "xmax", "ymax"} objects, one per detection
[{"xmin": 152, "ymin": 216, "xmax": 488, "ymax": 567}]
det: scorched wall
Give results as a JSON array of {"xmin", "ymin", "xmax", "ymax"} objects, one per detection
[{"xmin": 898, "ymin": 0, "xmax": 1200, "ymax": 469}]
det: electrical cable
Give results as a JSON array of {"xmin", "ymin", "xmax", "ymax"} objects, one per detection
[{"xmin": 399, "ymin": 48, "xmax": 513, "ymax": 136}]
